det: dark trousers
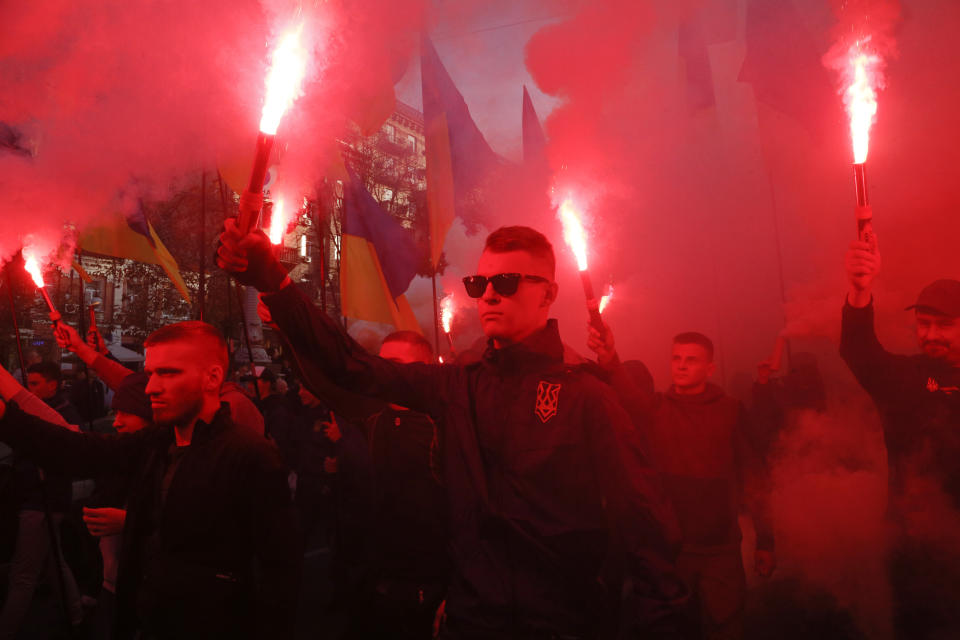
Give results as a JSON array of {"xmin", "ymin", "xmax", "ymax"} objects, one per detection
[{"xmin": 676, "ymin": 549, "xmax": 745, "ymax": 640}]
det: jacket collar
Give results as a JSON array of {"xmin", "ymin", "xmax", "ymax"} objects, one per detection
[
  {"xmin": 155, "ymin": 402, "xmax": 233, "ymax": 448},
  {"xmin": 482, "ymin": 319, "xmax": 565, "ymax": 373},
  {"xmin": 665, "ymin": 382, "xmax": 726, "ymax": 404}
]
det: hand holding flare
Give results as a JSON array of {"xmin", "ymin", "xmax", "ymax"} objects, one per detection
[{"xmin": 237, "ymin": 25, "xmax": 308, "ymax": 236}]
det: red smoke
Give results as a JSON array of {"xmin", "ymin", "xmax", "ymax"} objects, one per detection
[{"xmin": 0, "ymin": 0, "xmax": 428, "ymax": 262}]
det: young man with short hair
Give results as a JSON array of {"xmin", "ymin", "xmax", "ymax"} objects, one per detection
[
  {"xmin": 219, "ymin": 221, "xmax": 684, "ymax": 638},
  {"xmin": 588, "ymin": 327, "xmax": 774, "ymax": 640},
  {"xmin": 843, "ymin": 237, "xmax": 960, "ymax": 639},
  {"xmin": 0, "ymin": 321, "xmax": 299, "ymax": 640}
]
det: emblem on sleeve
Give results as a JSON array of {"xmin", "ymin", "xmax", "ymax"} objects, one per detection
[{"xmin": 535, "ymin": 381, "xmax": 562, "ymax": 423}]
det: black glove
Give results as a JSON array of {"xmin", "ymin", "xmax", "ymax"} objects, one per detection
[{"xmin": 216, "ymin": 222, "xmax": 289, "ymax": 293}]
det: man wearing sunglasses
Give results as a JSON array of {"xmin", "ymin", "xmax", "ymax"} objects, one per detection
[{"xmin": 218, "ymin": 222, "xmax": 685, "ymax": 639}]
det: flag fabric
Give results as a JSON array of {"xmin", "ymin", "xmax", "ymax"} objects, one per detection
[
  {"xmin": 738, "ymin": 0, "xmax": 836, "ymax": 136},
  {"xmin": 678, "ymin": 14, "xmax": 716, "ymax": 111},
  {"xmin": 79, "ymin": 202, "xmax": 191, "ymax": 302},
  {"xmin": 339, "ymin": 167, "xmax": 422, "ymax": 332},
  {"xmin": 522, "ymin": 85, "xmax": 548, "ymax": 169},
  {"xmin": 421, "ymin": 36, "xmax": 501, "ymax": 266}
]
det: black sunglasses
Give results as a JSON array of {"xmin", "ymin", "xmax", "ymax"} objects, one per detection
[{"xmin": 462, "ymin": 273, "xmax": 551, "ymax": 298}]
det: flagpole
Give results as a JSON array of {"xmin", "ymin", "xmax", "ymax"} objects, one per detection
[
  {"xmin": 431, "ymin": 269, "xmax": 441, "ymax": 357},
  {"xmin": 198, "ymin": 170, "xmax": 207, "ymax": 321}
]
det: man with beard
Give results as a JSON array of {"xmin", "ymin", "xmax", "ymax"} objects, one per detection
[
  {"xmin": 0, "ymin": 321, "xmax": 299, "ymax": 640},
  {"xmin": 219, "ymin": 222, "xmax": 684, "ymax": 639},
  {"xmin": 842, "ymin": 237, "xmax": 960, "ymax": 639}
]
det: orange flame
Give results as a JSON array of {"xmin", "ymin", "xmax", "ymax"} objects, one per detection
[
  {"xmin": 844, "ymin": 44, "xmax": 882, "ymax": 163},
  {"xmin": 23, "ymin": 254, "xmax": 45, "ymax": 288},
  {"xmin": 259, "ymin": 24, "xmax": 308, "ymax": 135},
  {"xmin": 558, "ymin": 198, "xmax": 588, "ymax": 271},
  {"xmin": 598, "ymin": 285, "xmax": 614, "ymax": 313},
  {"xmin": 268, "ymin": 198, "xmax": 286, "ymax": 245},
  {"xmin": 441, "ymin": 295, "xmax": 455, "ymax": 334}
]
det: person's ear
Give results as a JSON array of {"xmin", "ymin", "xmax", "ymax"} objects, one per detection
[
  {"xmin": 707, "ymin": 361, "xmax": 717, "ymax": 378},
  {"xmin": 542, "ymin": 282, "xmax": 558, "ymax": 307},
  {"xmin": 206, "ymin": 364, "xmax": 225, "ymax": 392}
]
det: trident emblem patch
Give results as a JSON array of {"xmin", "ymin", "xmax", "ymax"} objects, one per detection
[{"xmin": 535, "ymin": 381, "xmax": 562, "ymax": 423}]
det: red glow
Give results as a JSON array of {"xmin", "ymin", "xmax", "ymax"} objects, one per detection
[
  {"xmin": 598, "ymin": 285, "xmax": 614, "ymax": 313},
  {"xmin": 440, "ymin": 294, "xmax": 455, "ymax": 334},
  {"xmin": 558, "ymin": 197, "xmax": 589, "ymax": 271},
  {"xmin": 268, "ymin": 198, "xmax": 286, "ymax": 245},
  {"xmin": 260, "ymin": 24, "xmax": 308, "ymax": 135}
]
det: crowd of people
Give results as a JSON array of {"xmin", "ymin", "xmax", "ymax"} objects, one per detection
[{"xmin": 0, "ymin": 222, "xmax": 955, "ymax": 640}]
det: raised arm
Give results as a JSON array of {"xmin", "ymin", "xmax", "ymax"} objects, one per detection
[
  {"xmin": 217, "ymin": 220, "xmax": 448, "ymax": 417},
  {"xmin": 586, "ymin": 321, "xmax": 658, "ymax": 426},
  {"xmin": 0, "ymin": 398, "xmax": 147, "ymax": 478},
  {"xmin": 54, "ymin": 322, "xmax": 133, "ymax": 390},
  {"xmin": 0, "ymin": 364, "xmax": 79, "ymax": 431},
  {"xmin": 840, "ymin": 237, "xmax": 910, "ymax": 399}
]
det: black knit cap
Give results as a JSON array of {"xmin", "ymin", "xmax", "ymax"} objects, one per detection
[{"xmin": 111, "ymin": 372, "xmax": 152, "ymax": 422}]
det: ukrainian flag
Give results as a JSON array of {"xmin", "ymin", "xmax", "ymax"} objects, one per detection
[
  {"xmin": 340, "ymin": 168, "xmax": 421, "ymax": 333},
  {"xmin": 79, "ymin": 202, "xmax": 191, "ymax": 302},
  {"xmin": 421, "ymin": 36, "xmax": 501, "ymax": 268}
]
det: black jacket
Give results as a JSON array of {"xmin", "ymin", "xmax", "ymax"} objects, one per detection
[
  {"xmin": 0, "ymin": 401, "xmax": 299, "ymax": 640},
  {"xmin": 265, "ymin": 282, "xmax": 684, "ymax": 638},
  {"xmin": 840, "ymin": 301, "xmax": 960, "ymax": 516}
]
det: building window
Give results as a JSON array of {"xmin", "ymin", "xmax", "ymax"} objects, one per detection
[
  {"xmin": 383, "ymin": 124, "xmax": 395, "ymax": 141},
  {"xmin": 300, "ymin": 234, "xmax": 308, "ymax": 257},
  {"xmin": 406, "ymin": 134, "xmax": 416, "ymax": 152}
]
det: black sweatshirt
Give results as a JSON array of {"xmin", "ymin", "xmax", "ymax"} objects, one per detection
[
  {"xmin": 840, "ymin": 300, "xmax": 960, "ymax": 516},
  {"xmin": 264, "ymin": 282, "xmax": 686, "ymax": 638}
]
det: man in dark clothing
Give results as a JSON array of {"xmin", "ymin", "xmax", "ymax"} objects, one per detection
[
  {"xmin": 0, "ymin": 321, "xmax": 299, "ymax": 640},
  {"xmin": 70, "ymin": 369, "xmax": 107, "ymax": 425},
  {"xmin": 842, "ymin": 238, "xmax": 960, "ymax": 639},
  {"xmin": 256, "ymin": 367, "xmax": 295, "ymax": 443},
  {"xmin": 82, "ymin": 372, "xmax": 153, "ymax": 640},
  {"xmin": 1, "ymin": 361, "xmax": 84, "ymax": 637},
  {"xmin": 334, "ymin": 331, "xmax": 449, "ymax": 640},
  {"xmin": 219, "ymin": 222, "xmax": 685, "ymax": 639},
  {"xmin": 588, "ymin": 328, "xmax": 775, "ymax": 640}
]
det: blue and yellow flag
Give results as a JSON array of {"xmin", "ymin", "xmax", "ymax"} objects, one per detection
[
  {"xmin": 79, "ymin": 203, "xmax": 191, "ymax": 302},
  {"xmin": 340, "ymin": 168, "xmax": 422, "ymax": 333},
  {"xmin": 421, "ymin": 36, "xmax": 501, "ymax": 267}
]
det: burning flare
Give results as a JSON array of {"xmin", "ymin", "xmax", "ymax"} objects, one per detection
[
  {"xmin": 844, "ymin": 44, "xmax": 882, "ymax": 164},
  {"xmin": 260, "ymin": 24, "xmax": 308, "ymax": 135},
  {"xmin": 558, "ymin": 198, "xmax": 588, "ymax": 271},
  {"xmin": 268, "ymin": 198, "xmax": 286, "ymax": 245},
  {"xmin": 598, "ymin": 285, "xmax": 614, "ymax": 314},
  {"xmin": 23, "ymin": 254, "xmax": 45, "ymax": 288},
  {"xmin": 441, "ymin": 295, "xmax": 455, "ymax": 334}
]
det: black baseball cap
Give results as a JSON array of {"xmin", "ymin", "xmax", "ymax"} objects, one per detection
[{"xmin": 906, "ymin": 279, "xmax": 960, "ymax": 317}]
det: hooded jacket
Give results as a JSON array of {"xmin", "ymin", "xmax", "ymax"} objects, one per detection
[
  {"xmin": 263, "ymin": 282, "xmax": 684, "ymax": 638},
  {"xmin": 605, "ymin": 363, "xmax": 774, "ymax": 553}
]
